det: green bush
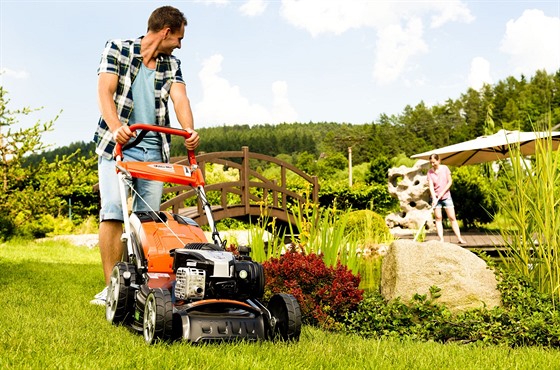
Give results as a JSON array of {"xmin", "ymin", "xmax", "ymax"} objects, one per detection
[
  {"xmin": 17, "ymin": 214, "xmax": 56, "ymax": 239},
  {"xmin": 452, "ymin": 165, "xmax": 498, "ymax": 228},
  {"xmin": 0, "ymin": 213, "xmax": 16, "ymax": 241},
  {"xmin": 345, "ymin": 209, "xmax": 392, "ymax": 245},
  {"xmin": 319, "ymin": 183, "xmax": 398, "ymax": 215},
  {"xmin": 16, "ymin": 214, "xmax": 75, "ymax": 239},
  {"xmin": 366, "ymin": 156, "xmax": 392, "ymax": 185},
  {"xmin": 343, "ymin": 266, "xmax": 560, "ymax": 347}
]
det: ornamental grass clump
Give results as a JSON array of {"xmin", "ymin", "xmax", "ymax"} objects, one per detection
[
  {"xmin": 289, "ymin": 200, "xmax": 357, "ymax": 268},
  {"xmin": 493, "ymin": 126, "xmax": 560, "ymax": 306},
  {"xmin": 262, "ymin": 250, "xmax": 363, "ymax": 330}
]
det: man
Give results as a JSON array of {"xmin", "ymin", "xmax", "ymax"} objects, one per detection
[{"xmin": 91, "ymin": 6, "xmax": 200, "ymax": 305}]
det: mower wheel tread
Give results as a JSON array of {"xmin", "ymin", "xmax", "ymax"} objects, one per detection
[
  {"xmin": 143, "ymin": 288, "xmax": 173, "ymax": 344},
  {"xmin": 106, "ymin": 262, "xmax": 137, "ymax": 325},
  {"xmin": 268, "ymin": 293, "xmax": 302, "ymax": 342}
]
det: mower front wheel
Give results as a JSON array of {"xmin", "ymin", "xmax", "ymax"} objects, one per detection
[
  {"xmin": 268, "ymin": 293, "xmax": 302, "ymax": 341},
  {"xmin": 143, "ymin": 288, "xmax": 173, "ymax": 344},
  {"xmin": 106, "ymin": 262, "xmax": 137, "ymax": 325}
]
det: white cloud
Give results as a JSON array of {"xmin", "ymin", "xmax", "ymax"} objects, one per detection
[
  {"xmin": 373, "ymin": 18, "xmax": 427, "ymax": 85},
  {"xmin": 280, "ymin": 0, "xmax": 375, "ymax": 37},
  {"xmin": 280, "ymin": 0, "xmax": 473, "ymax": 35},
  {"xmin": 500, "ymin": 9, "xmax": 560, "ymax": 75},
  {"xmin": 279, "ymin": 1, "xmax": 474, "ymax": 84},
  {"xmin": 195, "ymin": 54, "xmax": 297, "ymax": 125},
  {"xmin": 0, "ymin": 67, "xmax": 30, "ymax": 80},
  {"xmin": 240, "ymin": 0, "xmax": 267, "ymax": 17},
  {"xmin": 428, "ymin": 0, "xmax": 474, "ymax": 28},
  {"xmin": 468, "ymin": 57, "xmax": 493, "ymax": 90},
  {"xmin": 271, "ymin": 81, "xmax": 298, "ymax": 123},
  {"xmin": 198, "ymin": 1, "xmax": 476, "ymax": 85}
]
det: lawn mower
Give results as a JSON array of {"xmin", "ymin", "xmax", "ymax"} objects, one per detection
[{"xmin": 105, "ymin": 124, "xmax": 302, "ymax": 344}]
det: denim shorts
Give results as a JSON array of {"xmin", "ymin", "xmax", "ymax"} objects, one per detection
[
  {"xmin": 98, "ymin": 146, "xmax": 163, "ymax": 222},
  {"xmin": 434, "ymin": 197, "xmax": 454, "ymax": 209}
]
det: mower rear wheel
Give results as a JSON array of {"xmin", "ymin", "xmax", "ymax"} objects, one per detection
[
  {"xmin": 106, "ymin": 262, "xmax": 137, "ymax": 325},
  {"xmin": 268, "ymin": 293, "xmax": 302, "ymax": 341},
  {"xmin": 143, "ymin": 288, "xmax": 173, "ymax": 344}
]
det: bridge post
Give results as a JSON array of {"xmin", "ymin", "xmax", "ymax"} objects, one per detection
[
  {"xmin": 242, "ymin": 146, "xmax": 250, "ymax": 215},
  {"xmin": 312, "ymin": 175, "xmax": 319, "ymax": 203}
]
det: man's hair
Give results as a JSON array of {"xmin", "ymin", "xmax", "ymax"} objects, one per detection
[{"xmin": 148, "ymin": 6, "xmax": 187, "ymax": 33}]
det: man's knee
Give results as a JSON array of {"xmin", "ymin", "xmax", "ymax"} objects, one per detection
[{"xmin": 99, "ymin": 221, "xmax": 123, "ymax": 244}]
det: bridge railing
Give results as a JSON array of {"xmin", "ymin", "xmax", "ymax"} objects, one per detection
[{"xmin": 161, "ymin": 146, "xmax": 319, "ymax": 224}]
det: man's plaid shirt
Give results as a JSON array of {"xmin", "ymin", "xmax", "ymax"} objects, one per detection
[{"xmin": 93, "ymin": 37, "xmax": 185, "ymax": 162}]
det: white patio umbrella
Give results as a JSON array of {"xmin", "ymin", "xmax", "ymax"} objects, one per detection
[{"xmin": 411, "ymin": 129, "xmax": 560, "ymax": 166}]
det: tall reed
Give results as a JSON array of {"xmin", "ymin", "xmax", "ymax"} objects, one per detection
[
  {"xmin": 287, "ymin": 200, "xmax": 358, "ymax": 268},
  {"xmin": 286, "ymin": 200, "xmax": 384, "ymax": 291},
  {"xmin": 246, "ymin": 197, "xmax": 385, "ymax": 292},
  {"xmin": 495, "ymin": 129, "xmax": 560, "ymax": 305},
  {"xmin": 247, "ymin": 205, "xmax": 287, "ymax": 262}
]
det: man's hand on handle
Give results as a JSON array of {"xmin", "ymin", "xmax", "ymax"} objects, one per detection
[
  {"xmin": 184, "ymin": 128, "xmax": 200, "ymax": 150},
  {"xmin": 112, "ymin": 125, "xmax": 136, "ymax": 144}
]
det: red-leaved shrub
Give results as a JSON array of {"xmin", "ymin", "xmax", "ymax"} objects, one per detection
[{"xmin": 262, "ymin": 251, "xmax": 363, "ymax": 329}]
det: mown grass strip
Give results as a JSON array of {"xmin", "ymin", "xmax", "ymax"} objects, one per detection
[{"xmin": 1, "ymin": 239, "xmax": 558, "ymax": 369}]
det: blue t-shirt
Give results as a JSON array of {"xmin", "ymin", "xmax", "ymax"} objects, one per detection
[{"xmin": 129, "ymin": 63, "xmax": 161, "ymax": 149}]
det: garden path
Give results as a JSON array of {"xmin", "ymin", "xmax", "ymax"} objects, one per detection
[{"xmin": 392, "ymin": 229, "xmax": 506, "ymax": 256}]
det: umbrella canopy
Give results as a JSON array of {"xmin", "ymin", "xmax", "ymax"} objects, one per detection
[{"xmin": 411, "ymin": 129, "xmax": 560, "ymax": 166}]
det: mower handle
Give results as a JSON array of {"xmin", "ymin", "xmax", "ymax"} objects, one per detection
[{"xmin": 114, "ymin": 124, "xmax": 197, "ymax": 165}]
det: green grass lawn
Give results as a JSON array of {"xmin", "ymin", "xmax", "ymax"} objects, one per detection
[{"xmin": 1, "ymin": 238, "xmax": 559, "ymax": 370}]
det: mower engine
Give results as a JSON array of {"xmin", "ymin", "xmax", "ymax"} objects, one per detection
[{"xmin": 173, "ymin": 244, "xmax": 265, "ymax": 302}]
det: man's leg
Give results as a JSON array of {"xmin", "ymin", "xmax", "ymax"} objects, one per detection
[
  {"xmin": 93, "ymin": 156, "xmax": 126, "ymax": 304},
  {"xmin": 99, "ymin": 220, "xmax": 124, "ymax": 284}
]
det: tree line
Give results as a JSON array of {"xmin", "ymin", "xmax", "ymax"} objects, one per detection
[
  {"xmin": 3, "ymin": 69, "xmax": 559, "ymax": 238},
  {"xmin": 173, "ymin": 69, "xmax": 559, "ymax": 170},
  {"xmin": 27, "ymin": 68, "xmax": 560, "ymax": 170}
]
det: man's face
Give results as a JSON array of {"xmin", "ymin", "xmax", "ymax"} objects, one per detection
[{"xmin": 160, "ymin": 23, "xmax": 185, "ymax": 55}]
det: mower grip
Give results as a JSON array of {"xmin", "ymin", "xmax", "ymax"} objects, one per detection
[{"xmin": 114, "ymin": 124, "xmax": 197, "ymax": 165}]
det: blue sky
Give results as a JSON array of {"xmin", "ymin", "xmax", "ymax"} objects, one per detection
[{"xmin": 1, "ymin": 0, "xmax": 559, "ymax": 149}]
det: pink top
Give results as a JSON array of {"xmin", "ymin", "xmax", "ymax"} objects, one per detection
[{"xmin": 428, "ymin": 165, "xmax": 451, "ymax": 200}]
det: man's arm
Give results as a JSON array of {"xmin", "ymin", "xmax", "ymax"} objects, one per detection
[
  {"xmin": 170, "ymin": 82, "xmax": 199, "ymax": 150},
  {"xmin": 97, "ymin": 72, "xmax": 133, "ymax": 144}
]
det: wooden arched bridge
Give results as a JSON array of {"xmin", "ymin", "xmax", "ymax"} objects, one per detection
[{"xmin": 160, "ymin": 146, "xmax": 319, "ymax": 227}]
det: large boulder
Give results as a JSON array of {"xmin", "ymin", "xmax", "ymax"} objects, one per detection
[{"xmin": 381, "ymin": 239, "xmax": 501, "ymax": 312}]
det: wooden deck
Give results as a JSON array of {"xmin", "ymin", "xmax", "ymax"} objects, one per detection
[{"xmin": 392, "ymin": 229, "xmax": 507, "ymax": 255}]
